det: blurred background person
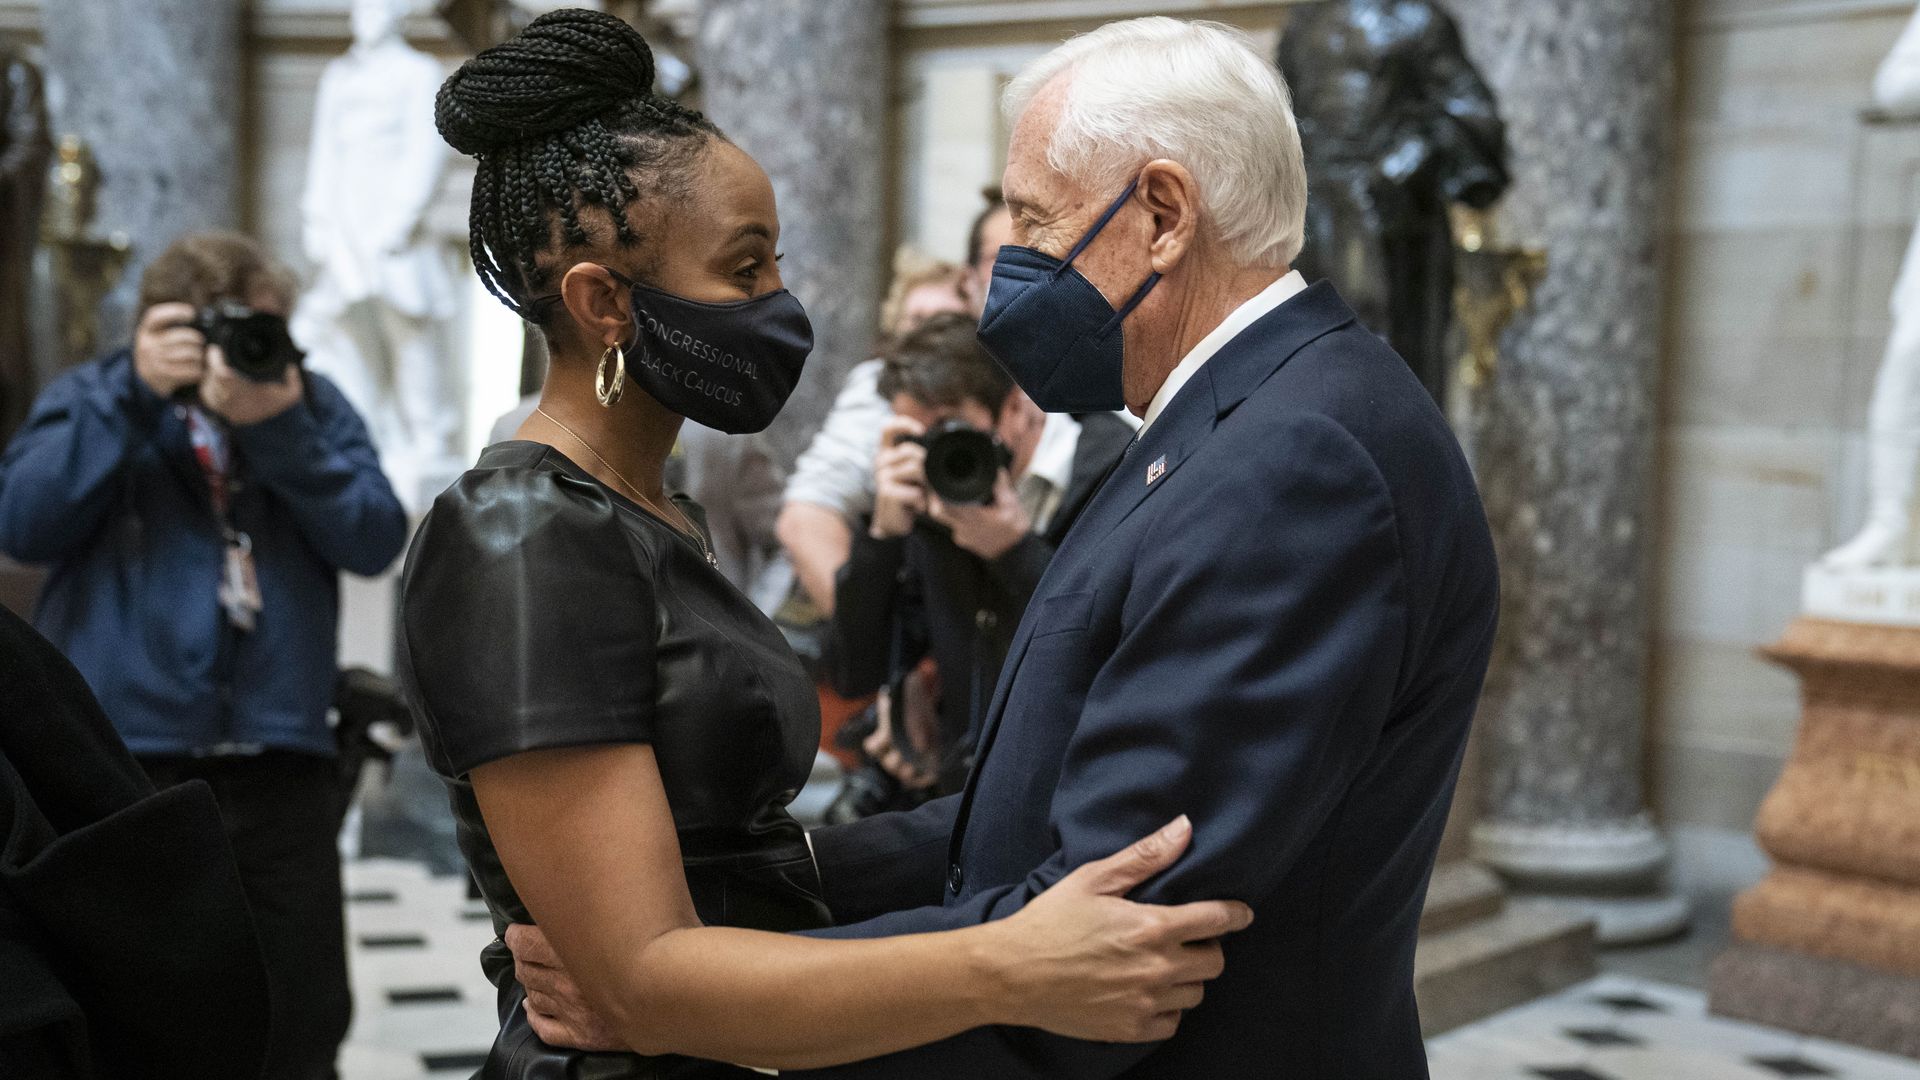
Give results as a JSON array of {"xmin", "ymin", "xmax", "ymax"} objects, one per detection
[
  {"xmin": 878, "ymin": 245, "xmax": 970, "ymax": 339},
  {"xmin": 777, "ymin": 199, "xmax": 1008, "ymax": 620},
  {"xmin": 958, "ymin": 186, "xmax": 1013, "ymax": 317},
  {"xmin": 776, "ymin": 244, "xmax": 972, "ymax": 619},
  {"xmin": 0, "ymin": 230, "xmax": 407, "ymax": 1080},
  {"xmin": 821, "ymin": 313, "xmax": 1131, "ymax": 821}
]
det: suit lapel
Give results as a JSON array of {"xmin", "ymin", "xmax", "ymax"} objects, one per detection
[
  {"xmin": 1056, "ymin": 383, "xmax": 1213, "ymax": 550},
  {"xmin": 945, "ymin": 388, "xmax": 1216, "ymax": 867},
  {"xmin": 1031, "ymin": 283, "xmax": 1357, "ymax": 555},
  {"xmin": 1044, "ymin": 414, "xmax": 1134, "ymax": 546}
]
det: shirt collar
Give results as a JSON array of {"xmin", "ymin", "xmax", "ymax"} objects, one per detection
[
  {"xmin": 1022, "ymin": 411, "xmax": 1081, "ymax": 496},
  {"xmin": 1135, "ymin": 269, "xmax": 1308, "ymax": 436}
]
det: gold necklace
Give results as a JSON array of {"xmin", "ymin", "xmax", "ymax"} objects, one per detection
[{"xmin": 535, "ymin": 407, "xmax": 717, "ymax": 567}]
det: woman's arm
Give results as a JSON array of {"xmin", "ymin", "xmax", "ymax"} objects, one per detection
[
  {"xmin": 0, "ymin": 356, "xmax": 161, "ymax": 564},
  {"xmin": 472, "ymin": 743, "xmax": 1247, "ymax": 1071}
]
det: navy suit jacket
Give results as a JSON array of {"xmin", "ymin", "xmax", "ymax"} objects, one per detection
[{"xmin": 797, "ymin": 283, "xmax": 1499, "ymax": 1079}]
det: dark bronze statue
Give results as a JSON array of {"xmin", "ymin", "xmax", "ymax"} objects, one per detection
[
  {"xmin": 1278, "ymin": 0, "xmax": 1508, "ymax": 405},
  {"xmin": 0, "ymin": 45, "xmax": 50, "ymax": 442}
]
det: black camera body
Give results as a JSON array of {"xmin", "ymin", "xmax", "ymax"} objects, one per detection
[
  {"xmin": 193, "ymin": 302, "xmax": 305, "ymax": 384},
  {"xmin": 910, "ymin": 419, "xmax": 1013, "ymax": 505}
]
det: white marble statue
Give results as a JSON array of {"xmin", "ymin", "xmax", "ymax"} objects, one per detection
[
  {"xmin": 1823, "ymin": 5, "xmax": 1920, "ymax": 569},
  {"xmin": 294, "ymin": 0, "xmax": 459, "ymax": 512}
]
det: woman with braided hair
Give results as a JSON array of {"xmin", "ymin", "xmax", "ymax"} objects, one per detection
[{"xmin": 397, "ymin": 10, "xmax": 1245, "ymax": 1077}]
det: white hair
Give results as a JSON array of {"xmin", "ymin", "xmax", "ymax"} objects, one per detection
[{"xmin": 1004, "ymin": 17, "xmax": 1308, "ymax": 268}]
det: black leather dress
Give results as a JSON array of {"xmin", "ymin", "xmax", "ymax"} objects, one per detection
[{"xmin": 399, "ymin": 441, "xmax": 830, "ymax": 1078}]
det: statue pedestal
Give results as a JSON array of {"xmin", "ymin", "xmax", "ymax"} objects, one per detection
[
  {"xmin": 1707, "ymin": 614, "xmax": 1920, "ymax": 1060},
  {"xmin": 1803, "ymin": 563, "xmax": 1920, "ymax": 627}
]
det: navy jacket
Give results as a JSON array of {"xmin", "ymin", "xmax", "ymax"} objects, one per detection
[
  {"xmin": 801, "ymin": 283, "xmax": 1499, "ymax": 1079},
  {"xmin": 0, "ymin": 350, "xmax": 407, "ymax": 758}
]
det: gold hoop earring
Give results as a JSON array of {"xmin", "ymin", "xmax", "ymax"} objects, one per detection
[{"xmin": 596, "ymin": 344, "xmax": 626, "ymax": 407}]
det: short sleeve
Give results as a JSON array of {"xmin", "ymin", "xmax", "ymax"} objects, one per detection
[
  {"xmin": 400, "ymin": 459, "xmax": 658, "ymax": 778},
  {"xmin": 781, "ymin": 358, "xmax": 884, "ymax": 523}
]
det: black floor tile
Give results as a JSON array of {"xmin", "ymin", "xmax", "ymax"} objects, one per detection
[
  {"xmin": 1592, "ymin": 993, "xmax": 1666, "ymax": 1013},
  {"xmin": 1749, "ymin": 1057, "xmax": 1838, "ymax": 1077},
  {"xmin": 1562, "ymin": 1027, "xmax": 1643, "ymax": 1048},
  {"xmin": 422, "ymin": 1050, "xmax": 490, "ymax": 1072},
  {"xmin": 387, "ymin": 986, "xmax": 462, "ymax": 1005},
  {"xmin": 358, "ymin": 933, "xmax": 428, "ymax": 949}
]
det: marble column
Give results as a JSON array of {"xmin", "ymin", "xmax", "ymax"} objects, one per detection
[
  {"xmin": 694, "ymin": 0, "xmax": 888, "ymax": 470},
  {"xmin": 40, "ymin": 0, "xmax": 246, "ymax": 349},
  {"xmin": 1445, "ymin": 0, "xmax": 1688, "ymax": 944}
]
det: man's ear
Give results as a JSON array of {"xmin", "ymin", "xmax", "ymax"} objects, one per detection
[
  {"xmin": 557, "ymin": 262, "xmax": 631, "ymax": 349},
  {"xmin": 1137, "ymin": 159, "xmax": 1201, "ymax": 276}
]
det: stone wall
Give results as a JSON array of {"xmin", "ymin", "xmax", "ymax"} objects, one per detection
[
  {"xmin": 1655, "ymin": 0, "xmax": 1920, "ymax": 838},
  {"xmin": 890, "ymin": 3, "xmax": 1288, "ymax": 263}
]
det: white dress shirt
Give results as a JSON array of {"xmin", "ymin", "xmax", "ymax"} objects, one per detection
[
  {"xmin": 1017, "ymin": 411, "xmax": 1082, "ymax": 533},
  {"xmin": 1136, "ymin": 270, "xmax": 1309, "ymax": 437}
]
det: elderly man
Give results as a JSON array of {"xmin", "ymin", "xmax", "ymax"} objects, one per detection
[{"xmin": 513, "ymin": 17, "xmax": 1497, "ymax": 1078}]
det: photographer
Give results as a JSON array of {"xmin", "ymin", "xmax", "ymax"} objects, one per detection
[
  {"xmin": 0, "ymin": 231, "xmax": 406, "ymax": 1080},
  {"xmin": 824, "ymin": 314, "xmax": 1131, "ymax": 817},
  {"xmin": 777, "ymin": 203, "xmax": 1009, "ymax": 617}
]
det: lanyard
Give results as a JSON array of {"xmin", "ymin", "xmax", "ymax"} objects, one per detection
[
  {"xmin": 185, "ymin": 406, "xmax": 234, "ymax": 522},
  {"xmin": 184, "ymin": 407, "xmax": 264, "ymax": 632}
]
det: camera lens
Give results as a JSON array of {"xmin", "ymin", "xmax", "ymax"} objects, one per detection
[
  {"xmin": 199, "ymin": 304, "xmax": 305, "ymax": 383},
  {"xmin": 922, "ymin": 422, "xmax": 1009, "ymax": 505}
]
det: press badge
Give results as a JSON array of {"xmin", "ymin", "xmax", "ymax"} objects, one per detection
[{"xmin": 220, "ymin": 530, "xmax": 265, "ymax": 632}]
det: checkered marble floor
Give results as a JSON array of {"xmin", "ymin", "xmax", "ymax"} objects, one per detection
[
  {"xmin": 339, "ymin": 858, "xmax": 1920, "ymax": 1080},
  {"xmin": 339, "ymin": 859, "xmax": 500, "ymax": 1078},
  {"xmin": 1426, "ymin": 975, "xmax": 1920, "ymax": 1080}
]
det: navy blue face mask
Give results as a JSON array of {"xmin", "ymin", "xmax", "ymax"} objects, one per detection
[
  {"xmin": 976, "ymin": 177, "xmax": 1160, "ymax": 413},
  {"xmin": 544, "ymin": 269, "xmax": 814, "ymax": 435}
]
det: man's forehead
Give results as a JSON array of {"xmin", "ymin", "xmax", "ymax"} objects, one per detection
[{"xmin": 1003, "ymin": 74, "xmax": 1072, "ymax": 208}]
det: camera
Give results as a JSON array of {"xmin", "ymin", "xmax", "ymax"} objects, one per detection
[
  {"xmin": 909, "ymin": 419, "xmax": 1013, "ymax": 505},
  {"xmin": 193, "ymin": 302, "xmax": 305, "ymax": 384}
]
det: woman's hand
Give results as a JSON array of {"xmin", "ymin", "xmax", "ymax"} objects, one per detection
[
  {"xmin": 982, "ymin": 816, "xmax": 1253, "ymax": 1043},
  {"xmin": 507, "ymin": 922, "xmax": 628, "ymax": 1052},
  {"xmin": 504, "ymin": 809, "xmax": 1250, "ymax": 1056}
]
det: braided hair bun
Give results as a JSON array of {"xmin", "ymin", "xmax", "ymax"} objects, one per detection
[
  {"xmin": 436, "ymin": 8, "xmax": 720, "ymax": 320},
  {"xmin": 435, "ymin": 8, "xmax": 656, "ymax": 158}
]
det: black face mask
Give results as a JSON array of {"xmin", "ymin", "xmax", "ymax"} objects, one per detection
[{"xmin": 587, "ymin": 268, "xmax": 814, "ymax": 434}]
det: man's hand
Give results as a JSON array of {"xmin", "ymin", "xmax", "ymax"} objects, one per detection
[
  {"xmin": 132, "ymin": 302, "xmax": 209, "ymax": 399},
  {"xmin": 928, "ymin": 470, "xmax": 1031, "ymax": 561},
  {"xmin": 199, "ymin": 344, "xmax": 303, "ymax": 427},
  {"xmin": 503, "ymin": 923, "xmax": 627, "ymax": 1052},
  {"xmin": 870, "ymin": 415, "xmax": 928, "ymax": 540}
]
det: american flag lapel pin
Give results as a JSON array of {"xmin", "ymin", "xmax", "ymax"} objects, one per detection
[{"xmin": 1146, "ymin": 454, "xmax": 1167, "ymax": 486}]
